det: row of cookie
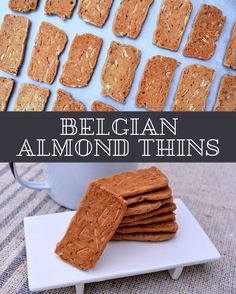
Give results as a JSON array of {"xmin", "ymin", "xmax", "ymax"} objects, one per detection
[
  {"xmin": 1, "ymin": 69, "xmax": 235, "ymax": 112},
  {"xmin": 55, "ymin": 167, "xmax": 178, "ymax": 270},
  {"xmin": 8, "ymin": 0, "xmax": 235, "ymax": 67},
  {"xmin": 0, "ymin": 80, "xmax": 117, "ymax": 112}
]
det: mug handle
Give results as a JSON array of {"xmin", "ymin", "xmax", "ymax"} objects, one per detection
[{"xmin": 9, "ymin": 163, "xmax": 50, "ymax": 190}]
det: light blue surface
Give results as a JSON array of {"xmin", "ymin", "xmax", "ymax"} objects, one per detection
[{"xmin": 0, "ymin": 0, "xmax": 235, "ymax": 111}]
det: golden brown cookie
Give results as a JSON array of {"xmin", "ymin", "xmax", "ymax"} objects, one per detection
[
  {"xmin": 214, "ymin": 74, "xmax": 236, "ymax": 111},
  {"xmin": 52, "ymin": 89, "xmax": 86, "ymax": 112},
  {"xmin": 0, "ymin": 77, "xmax": 14, "ymax": 111},
  {"xmin": 153, "ymin": 0, "xmax": 192, "ymax": 51},
  {"xmin": 60, "ymin": 34, "xmax": 102, "ymax": 88},
  {"xmin": 113, "ymin": 0, "xmax": 153, "ymax": 39},
  {"xmin": 224, "ymin": 24, "xmax": 236, "ymax": 70},
  {"xmin": 45, "ymin": 0, "xmax": 77, "ymax": 19},
  {"xmin": 101, "ymin": 41, "xmax": 141, "ymax": 103},
  {"xmin": 28, "ymin": 22, "xmax": 67, "ymax": 84},
  {"xmin": 91, "ymin": 101, "xmax": 117, "ymax": 111},
  {"xmin": 8, "ymin": 0, "xmax": 38, "ymax": 12},
  {"xmin": 0, "ymin": 14, "xmax": 30, "ymax": 75},
  {"xmin": 183, "ymin": 4, "xmax": 225, "ymax": 60},
  {"xmin": 112, "ymin": 232, "xmax": 176, "ymax": 241},
  {"xmin": 55, "ymin": 182, "xmax": 127, "ymax": 270},
  {"xmin": 172, "ymin": 64, "xmax": 215, "ymax": 111}
]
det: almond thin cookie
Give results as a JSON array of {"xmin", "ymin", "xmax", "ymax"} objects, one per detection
[
  {"xmin": 113, "ymin": 0, "xmax": 153, "ymax": 39},
  {"xmin": 55, "ymin": 182, "xmax": 127, "ymax": 270},
  {"xmin": 119, "ymin": 212, "xmax": 176, "ymax": 227},
  {"xmin": 172, "ymin": 64, "xmax": 215, "ymax": 111},
  {"xmin": 8, "ymin": 0, "xmax": 38, "ymax": 12},
  {"xmin": 45, "ymin": 0, "xmax": 77, "ymax": 19},
  {"xmin": 0, "ymin": 14, "xmax": 30, "ymax": 75},
  {"xmin": 14, "ymin": 83, "xmax": 50, "ymax": 111},
  {"xmin": 91, "ymin": 101, "xmax": 117, "ymax": 111},
  {"xmin": 0, "ymin": 77, "xmax": 14, "ymax": 111},
  {"xmin": 28, "ymin": 22, "xmax": 67, "ymax": 84},
  {"xmin": 121, "ymin": 202, "xmax": 176, "ymax": 224},
  {"xmin": 136, "ymin": 55, "xmax": 178, "ymax": 111},
  {"xmin": 112, "ymin": 232, "xmax": 175, "ymax": 241},
  {"xmin": 95, "ymin": 167, "xmax": 168, "ymax": 198},
  {"xmin": 153, "ymin": 0, "xmax": 192, "ymax": 51},
  {"xmin": 101, "ymin": 41, "xmax": 141, "ymax": 103},
  {"xmin": 116, "ymin": 221, "xmax": 178, "ymax": 234},
  {"xmin": 224, "ymin": 24, "xmax": 236, "ymax": 70},
  {"xmin": 214, "ymin": 74, "xmax": 236, "ymax": 111},
  {"xmin": 125, "ymin": 198, "xmax": 172, "ymax": 217},
  {"xmin": 53, "ymin": 89, "xmax": 86, "ymax": 112},
  {"xmin": 183, "ymin": 4, "xmax": 225, "ymax": 60},
  {"xmin": 125, "ymin": 186, "xmax": 172, "ymax": 205},
  {"xmin": 60, "ymin": 34, "xmax": 102, "ymax": 88},
  {"xmin": 78, "ymin": 0, "xmax": 113, "ymax": 27}
]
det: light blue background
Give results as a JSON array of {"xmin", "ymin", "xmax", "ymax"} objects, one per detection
[{"xmin": 0, "ymin": 0, "xmax": 235, "ymax": 111}]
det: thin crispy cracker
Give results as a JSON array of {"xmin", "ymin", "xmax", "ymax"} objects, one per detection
[
  {"xmin": 119, "ymin": 212, "xmax": 176, "ymax": 227},
  {"xmin": 0, "ymin": 14, "xmax": 30, "ymax": 75},
  {"xmin": 214, "ymin": 74, "xmax": 236, "ymax": 111},
  {"xmin": 60, "ymin": 34, "xmax": 102, "ymax": 88},
  {"xmin": 113, "ymin": 0, "xmax": 153, "ymax": 39},
  {"xmin": 55, "ymin": 183, "xmax": 127, "ymax": 270},
  {"xmin": 224, "ymin": 24, "xmax": 236, "ymax": 70},
  {"xmin": 101, "ymin": 41, "xmax": 141, "ymax": 103},
  {"xmin": 91, "ymin": 101, "xmax": 117, "ymax": 111},
  {"xmin": 125, "ymin": 186, "xmax": 172, "ymax": 205},
  {"xmin": 95, "ymin": 167, "xmax": 168, "ymax": 198},
  {"xmin": 172, "ymin": 64, "xmax": 215, "ymax": 111},
  {"xmin": 78, "ymin": 0, "xmax": 113, "ymax": 27},
  {"xmin": 121, "ymin": 202, "xmax": 176, "ymax": 224},
  {"xmin": 28, "ymin": 22, "xmax": 67, "ymax": 84},
  {"xmin": 0, "ymin": 77, "xmax": 14, "ymax": 111},
  {"xmin": 9, "ymin": 0, "xmax": 38, "ymax": 12},
  {"xmin": 52, "ymin": 89, "xmax": 86, "ymax": 112},
  {"xmin": 153, "ymin": 0, "xmax": 192, "ymax": 51},
  {"xmin": 45, "ymin": 0, "xmax": 77, "ymax": 19},
  {"xmin": 14, "ymin": 83, "xmax": 50, "ymax": 111},
  {"xmin": 116, "ymin": 221, "xmax": 178, "ymax": 234},
  {"xmin": 183, "ymin": 4, "xmax": 225, "ymax": 60},
  {"xmin": 112, "ymin": 232, "xmax": 175, "ymax": 241},
  {"xmin": 136, "ymin": 55, "xmax": 178, "ymax": 111}
]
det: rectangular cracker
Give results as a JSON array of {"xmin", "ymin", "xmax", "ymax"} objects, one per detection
[
  {"xmin": 0, "ymin": 77, "xmax": 14, "ymax": 111},
  {"xmin": 55, "ymin": 183, "xmax": 127, "ymax": 270},
  {"xmin": 95, "ymin": 167, "xmax": 168, "ymax": 198},
  {"xmin": 172, "ymin": 64, "xmax": 215, "ymax": 111},
  {"xmin": 125, "ymin": 186, "xmax": 172, "ymax": 205},
  {"xmin": 8, "ymin": 0, "xmax": 38, "ymax": 12},
  {"xmin": 45, "ymin": 0, "xmax": 77, "ymax": 19},
  {"xmin": 183, "ymin": 4, "xmax": 225, "ymax": 60},
  {"xmin": 125, "ymin": 198, "xmax": 171, "ymax": 217},
  {"xmin": 119, "ymin": 212, "xmax": 176, "ymax": 227},
  {"xmin": 101, "ymin": 41, "xmax": 141, "ymax": 103},
  {"xmin": 78, "ymin": 0, "xmax": 113, "ymax": 27},
  {"xmin": 91, "ymin": 101, "xmax": 117, "ymax": 111},
  {"xmin": 116, "ymin": 221, "xmax": 178, "ymax": 234},
  {"xmin": 121, "ymin": 202, "xmax": 176, "ymax": 224},
  {"xmin": 224, "ymin": 24, "xmax": 236, "ymax": 70},
  {"xmin": 28, "ymin": 22, "xmax": 67, "ymax": 84},
  {"xmin": 153, "ymin": 0, "xmax": 192, "ymax": 51},
  {"xmin": 52, "ymin": 89, "xmax": 86, "ymax": 111},
  {"xmin": 60, "ymin": 34, "xmax": 102, "ymax": 88},
  {"xmin": 113, "ymin": 0, "xmax": 153, "ymax": 39},
  {"xmin": 136, "ymin": 55, "xmax": 178, "ymax": 111},
  {"xmin": 14, "ymin": 83, "xmax": 50, "ymax": 111},
  {"xmin": 0, "ymin": 14, "xmax": 30, "ymax": 75},
  {"xmin": 214, "ymin": 74, "xmax": 236, "ymax": 111},
  {"xmin": 112, "ymin": 232, "xmax": 175, "ymax": 241}
]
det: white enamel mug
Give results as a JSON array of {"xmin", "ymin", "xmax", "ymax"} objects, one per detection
[{"xmin": 10, "ymin": 163, "xmax": 137, "ymax": 210}]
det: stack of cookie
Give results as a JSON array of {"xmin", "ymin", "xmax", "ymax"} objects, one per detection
[
  {"xmin": 55, "ymin": 167, "xmax": 178, "ymax": 270},
  {"xmin": 95, "ymin": 167, "xmax": 177, "ymax": 242}
]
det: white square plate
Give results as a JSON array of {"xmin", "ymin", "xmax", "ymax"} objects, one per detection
[{"xmin": 24, "ymin": 199, "xmax": 220, "ymax": 292}]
